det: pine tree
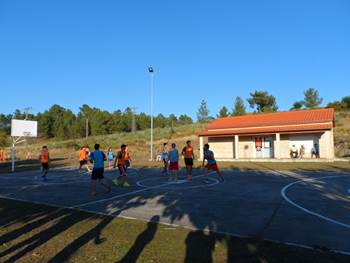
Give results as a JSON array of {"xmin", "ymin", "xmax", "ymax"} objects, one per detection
[
  {"xmin": 232, "ymin": 96, "xmax": 246, "ymax": 116},
  {"xmin": 197, "ymin": 100, "xmax": 211, "ymax": 123}
]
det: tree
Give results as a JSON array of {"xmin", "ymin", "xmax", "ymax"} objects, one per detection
[
  {"xmin": 303, "ymin": 88, "xmax": 323, "ymax": 109},
  {"xmin": 178, "ymin": 115, "xmax": 193, "ymax": 125},
  {"xmin": 197, "ymin": 100, "xmax": 211, "ymax": 123},
  {"xmin": 247, "ymin": 91, "xmax": 278, "ymax": 113},
  {"xmin": 341, "ymin": 96, "xmax": 350, "ymax": 108},
  {"xmin": 0, "ymin": 129, "xmax": 8, "ymax": 147},
  {"xmin": 232, "ymin": 96, "xmax": 246, "ymax": 116},
  {"xmin": 290, "ymin": 101, "xmax": 304, "ymax": 110},
  {"xmin": 217, "ymin": 106, "xmax": 229, "ymax": 118}
]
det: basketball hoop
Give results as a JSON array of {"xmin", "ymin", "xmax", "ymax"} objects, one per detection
[{"xmin": 11, "ymin": 119, "xmax": 38, "ymax": 172}]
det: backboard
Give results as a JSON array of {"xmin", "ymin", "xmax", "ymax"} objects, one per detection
[{"xmin": 11, "ymin": 119, "xmax": 38, "ymax": 137}]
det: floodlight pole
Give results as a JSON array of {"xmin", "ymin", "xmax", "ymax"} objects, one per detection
[
  {"xmin": 148, "ymin": 67, "xmax": 154, "ymax": 161},
  {"xmin": 86, "ymin": 118, "xmax": 89, "ymax": 139}
]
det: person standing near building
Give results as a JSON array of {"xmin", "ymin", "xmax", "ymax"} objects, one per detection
[
  {"xmin": 299, "ymin": 145, "xmax": 305, "ymax": 159},
  {"xmin": 38, "ymin": 146, "xmax": 50, "ymax": 182},
  {"xmin": 202, "ymin": 143, "xmax": 224, "ymax": 183},
  {"xmin": 89, "ymin": 144, "xmax": 111, "ymax": 196},
  {"xmin": 168, "ymin": 143, "xmax": 179, "ymax": 181},
  {"xmin": 182, "ymin": 140, "xmax": 194, "ymax": 180}
]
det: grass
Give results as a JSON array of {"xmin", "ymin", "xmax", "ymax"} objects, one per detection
[{"xmin": 0, "ymin": 198, "xmax": 349, "ymax": 263}]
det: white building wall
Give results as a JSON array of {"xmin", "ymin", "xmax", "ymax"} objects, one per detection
[{"xmin": 208, "ymin": 137, "xmax": 234, "ymax": 159}]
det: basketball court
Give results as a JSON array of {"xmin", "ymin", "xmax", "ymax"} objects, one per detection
[{"xmin": 0, "ymin": 166, "xmax": 349, "ymax": 256}]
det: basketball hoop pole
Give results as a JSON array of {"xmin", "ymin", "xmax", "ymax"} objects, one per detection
[{"xmin": 11, "ymin": 136, "xmax": 25, "ymax": 172}]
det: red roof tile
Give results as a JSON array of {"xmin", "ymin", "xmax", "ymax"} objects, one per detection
[{"xmin": 199, "ymin": 108, "xmax": 334, "ymax": 136}]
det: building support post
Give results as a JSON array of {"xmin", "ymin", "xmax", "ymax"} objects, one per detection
[
  {"xmin": 234, "ymin": 135, "xmax": 239, "ymax": 159},
  {"xmin": 275, "ymin": 133, "xmax": 280, "ymax": 159},
  {"xmin": 199, "ymin": 136, "xmax": 204, "ymax": 160}
]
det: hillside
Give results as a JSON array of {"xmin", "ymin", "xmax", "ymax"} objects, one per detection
[
  {"xmin": 334, "ymin": 111, "xmax": 350, "ymax": 157},
  {"xmin": 1, "ymin": 111, "xmax": 350, "ymax": 172}
]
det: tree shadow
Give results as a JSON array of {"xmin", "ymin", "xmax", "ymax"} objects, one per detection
[
  {"xmin": 117, "ymin": 215, "xmax": 160, "ymax": 263},
  {"xmin": 184, "ymin": 230, "xmax": 215, "ymax": 263}
]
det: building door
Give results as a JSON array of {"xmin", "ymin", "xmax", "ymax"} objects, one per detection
[{"xmin": 255, "ymin": 137, "xmax": 274, "ymax": 158}]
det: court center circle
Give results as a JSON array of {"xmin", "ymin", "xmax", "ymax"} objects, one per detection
[
  {"xmin": 137, "ymin": 176, "xmax": 219, "ymax": 190},
  {"xmin": 281, "ymin": 175, "xmax": 350, "ymax": 229}
]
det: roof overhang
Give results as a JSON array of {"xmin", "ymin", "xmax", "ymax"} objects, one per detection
[{"xmin": 198, "ymin": 122, "xmax": 333, "ymax": 137}]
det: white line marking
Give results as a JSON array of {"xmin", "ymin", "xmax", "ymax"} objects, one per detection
[
  {"xmin": 136, "ymin": 176, "xmax": 219, "ymax": 190},
  {"xmin": 281, "ymin": 174, "xmax": 350, "ymax": 229},
  {"xmin": 73, "ymin": 172, "xmax": 215, "ymax": 208}
]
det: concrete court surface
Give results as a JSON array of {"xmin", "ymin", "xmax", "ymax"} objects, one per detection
[{"xmin": 0, "ymin": 166, "xmax": 349, "ymax": 256}]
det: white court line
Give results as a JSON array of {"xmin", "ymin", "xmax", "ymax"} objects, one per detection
[
  {"xmin": 281, "ymin": 174, "xmax": 350, "ymax": 229},
  {"xmin": 73, "ymin": 172, "xmax": 216, "ymax": 208},
  {"xmin": 136, "ymin": 176, "xmax": 219, "ymax": 190}
]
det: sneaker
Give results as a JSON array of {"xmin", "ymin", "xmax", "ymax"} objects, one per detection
[
  {"xmin": 123, "ymin": 182, "xmax": 130, "ymax": 188},
  {"xmin": 112, "ymin": 178, "xmax": 119, "ymax": 185}
]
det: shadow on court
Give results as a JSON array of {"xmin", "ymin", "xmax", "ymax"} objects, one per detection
[{"xmin": 0, "ymin": 167, "xmax": 350, "ymax": 262}]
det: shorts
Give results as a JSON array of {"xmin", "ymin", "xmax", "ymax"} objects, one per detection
[
  {"xmin": 118, "ymin": 165, "xmax": 126, "ymax": 176},
  {"xmin": 41, "ymin": 163, "xmax": 49, "ymax": 170},
  {"xmin": 184, "ymin": 158, "xmax": 193, "ymax": 166},
  {"xmin": 169, "ymin": 162, "xmax": 179, "ymax": 171},
  {"xmin": 80, "ymin": 160, "xmax": 87, "ymax": 166},
  {"xmin": 125, "ymin": 160, "xmax": 130, "ymax": 168},
  {"xmin": 205, "ymin": 163, "xmax": 219, "ymax": 171},
  {"xmin": 91, "ymin": 168, "xmax": 104, "ymax": 180}
]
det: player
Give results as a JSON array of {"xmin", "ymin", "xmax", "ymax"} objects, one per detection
[
  {"xmin": 168, "ymin": 143, "xmax": 179, "ymax": 181},
  {"xmin": 107, "ymin": 148, "xmax": 114, "ymax": 168},
  {"xmin": 112, "ymin": 144, "xmax": 130, "ymax": 188},
  {"xmin": 161, "ymin": 143, "xmax": 169, "ymax": 175},
  {"xmin": 0, "ymin": 148, "xmax": 4, "ymax": 162},
  {"xmin": 89, "ymin": 144, "xmax": 111, "ymax": 196},
  {"xmin": 182, "ymin": 140, "xmax": 194, "ymax": 180},
  {"xmin": 202, "ymin": 143, "xmax": 224, "ymax": 183},
  {"xmin": 38, "ymin": 146, "xmax": 50, "ymax": 182},
  {"xmin": 124, "ymin": 145, "xmax": 132, "ymax": 171},
  {"xmin": 79, "ymin": 146, "xmax": 91, "ymax": 173}
]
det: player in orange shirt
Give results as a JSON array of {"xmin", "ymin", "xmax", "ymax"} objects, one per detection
[
  {"xmin": 124, "ymin": 145, "xmax": 132, "ymax": 171},
  {"xmin": 112, "ymin": 144, "xmax": 130, "ymax": 188},
  {"xmin": 78, "ymin": 146, "xmax": 91, "ymax": 173},
  {"xmin": 38, "ymin": 146, "xmax": 50, "ymax": 181},
  {"xmin": 182, "ymin": 140, "xmax": 194, "ymax": 180},
  {"xmin": 0, "ymin": 148, "xmax": 4, "ymax": 162}
]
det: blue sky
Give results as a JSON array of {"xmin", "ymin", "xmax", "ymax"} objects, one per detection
[{"xmin": 0, "ymin": 0, "xmax": 349, "ymax": 119}]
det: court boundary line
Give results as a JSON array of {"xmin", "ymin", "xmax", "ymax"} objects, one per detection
[
  {"xmin": 281, "ymin": 174, "xmax": 350, "ymax": 229},
  {"xmin": 0, "ymin": 194, "xmax": 349, "ymax": 257}
]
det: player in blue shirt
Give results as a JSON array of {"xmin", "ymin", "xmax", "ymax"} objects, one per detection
[
  {"xmin": 168, "ymin": 143, "xmax": 179, "ymax": 181},
  {"xmin": 89, "ymin": 144, "xmax": 111, "ymax": 196}
]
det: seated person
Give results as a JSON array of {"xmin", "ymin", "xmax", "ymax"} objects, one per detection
[{"xmin": 290, "ymin": 145, "xmax": 298, "ymax": 158}]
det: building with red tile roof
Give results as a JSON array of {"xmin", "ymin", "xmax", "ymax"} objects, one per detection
[{"xmin": 198, "ymin": 108, "xmax": 335, "ymax": 160}]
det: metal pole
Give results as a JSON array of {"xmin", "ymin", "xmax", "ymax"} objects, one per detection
[
  {"xmin": 86, "ymin": 118, "xmax": 89, "ymax": 139},
  {"xmin": 150, "ymin": 71, "xmax": 154, "ymax": 161},
  {"xmin": 11, "ymin": 140, "xmax": 15, "ymax": 172}
]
